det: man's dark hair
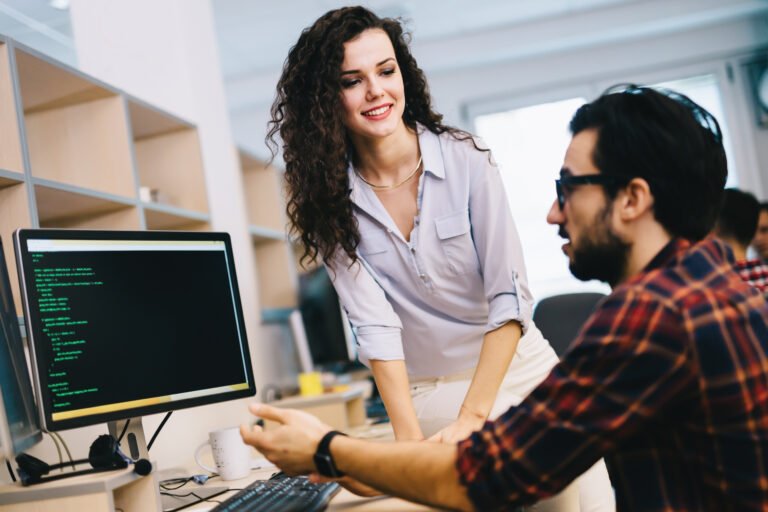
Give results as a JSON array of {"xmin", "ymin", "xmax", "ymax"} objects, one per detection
[
  {"xmin": 716, "ymin": 188, "xmax": 760, "ymax": 247},
  {"xmin": 569, "ymin": 85, "xmax": 727, "ymax": 241}
]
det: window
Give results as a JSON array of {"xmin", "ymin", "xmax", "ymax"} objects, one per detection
[
  {"xmin": 475, "ymin": 97, "xmax": 611, "ymax": 301},
  {"xmin": 474, "ymin": 74, "xmax": 736, "ymax": 301}
]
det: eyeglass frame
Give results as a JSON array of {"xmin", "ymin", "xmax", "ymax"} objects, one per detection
[{"xmin": 555, "ymin": 173, "xmax": 631, "ymax": 210}]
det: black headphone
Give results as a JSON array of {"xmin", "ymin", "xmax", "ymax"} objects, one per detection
[{"xmin": 15, "ymin": 434, "xmax": 151, "ymax": 486}]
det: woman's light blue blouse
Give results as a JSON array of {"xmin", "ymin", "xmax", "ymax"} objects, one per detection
[{"xmin": 327, "ymin": 127, "xmax": 534, "ymax": 378}]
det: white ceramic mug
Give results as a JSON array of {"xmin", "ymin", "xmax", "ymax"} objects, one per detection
[{"xmin": 194, "ymin": 426, "xmax": 251, "ymax": 481}]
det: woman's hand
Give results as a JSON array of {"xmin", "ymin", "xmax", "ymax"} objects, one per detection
[{"xmin": 426, "ymin": 406, "xmax": 486, "ymax": 444}]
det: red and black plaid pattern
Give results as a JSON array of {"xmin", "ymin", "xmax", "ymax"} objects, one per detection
[
  {"xmin": 736, "ymin": 258, "xmax": 768, "ymax": 292},
  {"xmin": 457, "ymin": 239, "xmax": 768, "ymax": 511}
]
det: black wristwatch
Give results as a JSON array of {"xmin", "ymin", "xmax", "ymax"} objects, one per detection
[{"xmin": 313, "ymin": 430, "xmax": 347, "ymax": 478}]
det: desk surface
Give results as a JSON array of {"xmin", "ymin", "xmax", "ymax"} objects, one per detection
[{"xmin": 179, "ymin": 422, "xmax": 436, "ymax": 511}]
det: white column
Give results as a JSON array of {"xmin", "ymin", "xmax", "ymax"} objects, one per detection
[{"xmin": 68, "ymin": 0, "xmax": 268, "ymax": 468}]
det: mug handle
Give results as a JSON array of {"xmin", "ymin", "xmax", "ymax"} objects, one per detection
[{"xmin": 194, "ymin": 441, "xmax": 217, "ymax": 474}]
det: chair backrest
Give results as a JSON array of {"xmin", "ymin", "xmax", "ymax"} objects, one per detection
[{"xmin": 533, "ymin": 292, "xmax": 607, "ymax": 357}]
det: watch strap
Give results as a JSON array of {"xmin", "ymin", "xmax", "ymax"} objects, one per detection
[{"xmin": 314, "ymin": 430, "xmax": 347, "ymax": 477}]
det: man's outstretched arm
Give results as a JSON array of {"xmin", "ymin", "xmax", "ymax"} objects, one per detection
[{"xmin": 240, "ymin": 403, "xmax": 474, "ymax": 511}]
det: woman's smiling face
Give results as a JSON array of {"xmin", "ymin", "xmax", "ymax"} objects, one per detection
[{"xmin": 338, "ymin": 28, "xmax": 406, "ymax": 142}]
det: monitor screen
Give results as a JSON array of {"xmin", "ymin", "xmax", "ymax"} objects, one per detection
[
  {"xmin": 298, "ymin": 266, "xmax": 357, "ymax": 371},
  {"xmin": 14, "ymin": 229, "xmax": 256, "ymax": 431},
  {"xmin": 0, "ymin": 237, "xmax": 42, "ymax": 460}
]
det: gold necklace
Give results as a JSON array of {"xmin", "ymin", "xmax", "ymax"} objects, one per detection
[{"xmin": 355, "ymin": 155, "xmax": 423, "ymax": 190}]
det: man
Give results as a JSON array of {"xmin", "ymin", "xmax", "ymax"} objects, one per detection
[
  {"xmin": 714, "ymin": 188, "xmax": 768, "ymax": 292},
  {"xmin": 241, "ymin": 87, "xmax": 768, "ymax": 511},
  {"xmin": 753, "ymin": 202, "xmax": 768, "ymax": 262}
]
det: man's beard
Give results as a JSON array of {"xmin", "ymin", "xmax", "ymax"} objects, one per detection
[{"xmin": 567, "ymin": 204, "xmax": 631, "ymax": 288}]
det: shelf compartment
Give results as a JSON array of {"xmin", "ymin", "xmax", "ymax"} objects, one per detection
[
  {"xmin": 14, "ymin": 46, "xmax": 116, "ymax": 113},
  {"xmin": 15, "ymin": 49, "xmax": 135, "ymax": 197},
  {"xmin": 254, "ymin": 238, "xmax": 297, "ymax": 309},
  {"xmin": 0, "ymin": 177, "xmax": 31, "ymax": 314},
  {"xmin": 0, "ymin": 44, "xmax": 24, "ymax": 173},
  {"xmin": 240, "ymin": 151, "xmax": 286, "ymax": 232},
  {"xmin": 34, "ymin": 184, "xmax": 140, "ymax": 230},
  {"xmin": 143, "ymin": 203, "xmax": 211, "ymax": 231},
  {"xmin": 129, "ymin": 100, "xmax": 209, "ymax": 214}
]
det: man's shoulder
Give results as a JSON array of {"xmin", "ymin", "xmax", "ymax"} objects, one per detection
[{"xmin": 612, "ymin": 239, "xmax": 760, "ymax": 314}]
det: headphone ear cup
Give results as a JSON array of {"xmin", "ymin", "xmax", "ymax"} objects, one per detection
[
  {"xmin": 15, "ymin": 453, "xmax": 50, "ymax": 478},
  {"xmin": 88, "ymin": 434, "xmax": 125, "ymax": 469}
]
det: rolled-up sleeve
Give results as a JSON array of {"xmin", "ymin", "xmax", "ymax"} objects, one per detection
[
  {"xmin": 468, "ymin": 150, "xmax": 534, "ymax": 334},
  {"xmin": 326, "ymin": 249, "xmax": 404, "ymax": 366}
]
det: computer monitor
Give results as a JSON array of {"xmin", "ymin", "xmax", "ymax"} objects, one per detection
[
  {"xmin": 296, "ymin": 266, "xmax": 357, "ymax": 373},
  {"xmin": 0, "ymin": 237, "xmax": 42, "ymax": 462},
  {"xmin": 13, "ymin": 229, "xmax": 255, "ymax": 457}
]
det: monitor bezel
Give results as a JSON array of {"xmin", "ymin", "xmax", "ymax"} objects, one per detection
[{"xmin": 14, "ymin": 228, "xmax": 256, "ymax": 432}]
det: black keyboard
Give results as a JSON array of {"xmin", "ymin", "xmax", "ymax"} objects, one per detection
[{"xmin": 211, "ymin": 473, "xmax": 340, "ymax": 512}]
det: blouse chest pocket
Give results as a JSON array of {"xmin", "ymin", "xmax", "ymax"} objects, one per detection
[
  {"xmin": 358, "ymin": 230, "xmax": 391, "ymax": 269},
  {"xmin": 434, "ymin": 209, "xmax": 480, "ymax": 276}
]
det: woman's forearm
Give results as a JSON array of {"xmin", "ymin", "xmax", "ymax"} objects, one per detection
[
  {"xmin": 460, "ymin": 321, "xmax": 522, "ymax": 421},
  {"xmin": 370, "ymin": 359, "xmax": 423, "ymax": 440}
]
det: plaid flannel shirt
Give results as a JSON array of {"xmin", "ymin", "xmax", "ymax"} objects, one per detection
[
  {"xmin": 457, "ymin": 238, "xmax": 768, "ymax": 511},
  {"xmin": 736, "ymin": 258, "xmax": 768, "ymax": 293}
]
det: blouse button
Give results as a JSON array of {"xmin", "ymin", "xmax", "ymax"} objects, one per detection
[
  {"xmin": 410, "ymin": 247, "xmax": 416, "ymax": 254},
  {"xmin": 419, "ymin": 274, "xmax": 426, "ymax": 280}
]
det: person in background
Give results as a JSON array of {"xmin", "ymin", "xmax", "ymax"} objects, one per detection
[
  {"xmin": 752, "ymin": 202, "xmax": 768, "ymax": 262},
  {"xmin": 265, "ymin": 5, "xmax": 612, "ymax": 510},
  {"xmin": 243, "ymin": 85, "xmax": 768, "ymax": 511},
  {"xmin": 713, "ymin": 188, "xmax": 768, "ymax": 292}
]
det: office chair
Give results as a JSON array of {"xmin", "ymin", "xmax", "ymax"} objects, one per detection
[{"xmin": 533, "ymin": 292, "xmax": 607, "ymax": 357}]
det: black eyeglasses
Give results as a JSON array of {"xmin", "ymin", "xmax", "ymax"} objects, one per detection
[{"xmin": 555, "ymin": 174, "xmax": 630, "ymax": 210}]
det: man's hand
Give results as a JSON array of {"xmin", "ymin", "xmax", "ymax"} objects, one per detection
[
  {"xmin": 239, "ymin": 403, "xmax": 332, "ymax": 476},
  {"xmin": 427, "ymin": 405, "xmax": 486, "ymax": 444}
]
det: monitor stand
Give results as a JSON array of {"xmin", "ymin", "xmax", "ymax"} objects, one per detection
[
  {"xmin": 108, "ymin": 418, "xmax": 229, "ymax": 512},
  {"xmin": 108, "ymin": 417, "xmax": 150, "ymax": 461}
]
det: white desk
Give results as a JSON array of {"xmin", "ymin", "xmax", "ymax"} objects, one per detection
[{"xmin": 0, "ymin": 465, "xmax": 161, "ymax": 512}]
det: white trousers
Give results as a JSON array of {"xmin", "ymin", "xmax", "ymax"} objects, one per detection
[{"xmin": 410, "ymin": 323, "xmax": 615, "ymax": 512}]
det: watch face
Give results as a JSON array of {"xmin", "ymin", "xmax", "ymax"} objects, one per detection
[{"xmin": 314, "ymin": 453, "xmax": 336, "ymax": 478}]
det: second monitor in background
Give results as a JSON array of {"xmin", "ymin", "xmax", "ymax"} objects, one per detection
[
  {"xmin": 0, "ymin": 236, "xmax": 42, "ymax": 468},
  {"xmin": 292, "ymin": 266, "xmax": 359, "ymax": 375}
]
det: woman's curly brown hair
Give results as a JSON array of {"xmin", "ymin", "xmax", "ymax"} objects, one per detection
[{"xmin": 267, "ymin": 6, "xmax": 483, "ymax": 268}]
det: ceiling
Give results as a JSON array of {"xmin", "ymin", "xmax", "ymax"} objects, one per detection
[
  {"xmin": 0, "ymin": 0, "xmax": 74, "ymax": 65},
  {"xmin": 212, "ymin": 0, "xmax": 638, "ymax": 80}
]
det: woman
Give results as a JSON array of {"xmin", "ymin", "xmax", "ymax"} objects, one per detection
[{"xmin": 268, "ymin": 6, "xmax": 613, "ymax": 510}]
